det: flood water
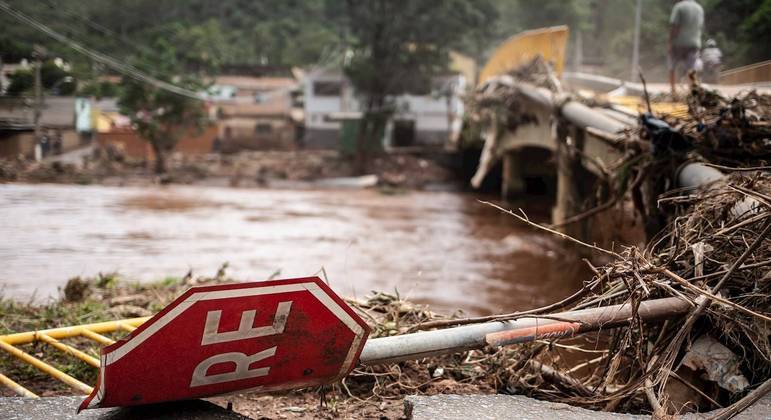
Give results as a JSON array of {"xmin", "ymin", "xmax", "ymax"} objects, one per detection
[{"xmin": 0, "ymin": 183, "xmax": 590, "ymax": 315}]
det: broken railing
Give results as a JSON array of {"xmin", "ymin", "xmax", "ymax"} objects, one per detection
[
  {"xmin": 0, "ymin": 298, "xmax": 690, "ymax": 398},
  {"xmin": 0, "ymin": 317, "xmax": 148, "ymax": 398}
]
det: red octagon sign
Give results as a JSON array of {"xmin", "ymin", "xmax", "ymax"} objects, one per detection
[{"xmin": 80, "ymin": 277, "xmax": 370, "ymax": 410}]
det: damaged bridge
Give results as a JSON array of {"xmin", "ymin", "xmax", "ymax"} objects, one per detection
[{"xmin": 469, "ymin": 72, "xmax": 639, "ymax": 233}]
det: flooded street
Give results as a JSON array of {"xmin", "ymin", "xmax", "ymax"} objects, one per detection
[{"xmin": 0, "ymin": 183, "xmax": 589, "ymax": 315}]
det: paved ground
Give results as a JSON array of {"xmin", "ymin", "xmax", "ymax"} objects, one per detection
[
  {"xmin": 43, "ymin": 145, "xmax": 92, "ymax": 168},
  {"xmin": 405, "ymin": 394, "xmax": 771, "ymax": 420},
  {"xmin": 0, "ymin": 396, "xmax": 249, "ymax": 420},
  {"xmin": 2, "ymin": 393, "xmax": 770, "ymax": 419}
]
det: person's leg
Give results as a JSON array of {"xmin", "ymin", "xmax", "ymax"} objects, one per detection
[
  {"xmin": 670, "ymin": 69, "xmax": 676, "ymax": 96},
  {"xmin": 668, "ymin": 49, "xmax": 677, "ymax": 96}
]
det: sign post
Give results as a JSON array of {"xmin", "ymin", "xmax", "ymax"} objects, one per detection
[{"xmin": 80, "ymin": 277, "xmax": 370, "ymax": 410}]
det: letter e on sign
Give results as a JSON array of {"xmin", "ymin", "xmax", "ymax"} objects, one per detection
[{"xmin": 80, "ymin": 277, "xmax": 370, "ymax": 409}]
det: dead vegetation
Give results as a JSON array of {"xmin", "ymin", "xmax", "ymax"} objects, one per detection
[
  {"xmin": 491, "ymin": 174, "xmax": 770, "ymax": 415},
  {"xmin": 460, "ymin": 58, "xmax": 771, "ymax": 416}
]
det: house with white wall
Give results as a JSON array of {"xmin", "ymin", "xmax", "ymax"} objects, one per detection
[{"xmin": 302, "ymin": 66, "xmax": 466, "ymax": 150}]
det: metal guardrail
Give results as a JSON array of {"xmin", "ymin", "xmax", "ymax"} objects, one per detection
[
  {"xmin": 720, "ymin": 60, "xmax": 771, "ymax": 85},
  {"xmin": 0, "ymin": 317, "xmax": 149, "ymax": 398}
]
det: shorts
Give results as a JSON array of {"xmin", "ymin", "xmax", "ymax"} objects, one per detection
[{"xmin": 668, "ymin": 46, "xmax": 700, "ymax": 76}]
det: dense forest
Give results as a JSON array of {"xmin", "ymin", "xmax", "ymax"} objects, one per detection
[{"xmin": 0, "ymin": 0, "xmax": 769, "ymax": 88}]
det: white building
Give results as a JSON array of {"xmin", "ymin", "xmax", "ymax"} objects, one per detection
[{"xmin": 302, "ymin": 67, "xmax": 466, "ymax": 150}]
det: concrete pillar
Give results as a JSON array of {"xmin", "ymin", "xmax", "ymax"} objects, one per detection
[
  {"xmin": 501, "ymin": 152, "xmax": 525, "ymax": 202},
  {"xmin": 552, "ymin": 123, "xmax": 586, "ymax": 239}
]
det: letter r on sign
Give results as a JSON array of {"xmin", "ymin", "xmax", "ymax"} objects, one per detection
[
  {"xmin": 191, "ymin": 301, "xmax": 292, "ymax": 387},
  {"xmin": 190, "ymin": 347, "xmax": 276, "ymax": 387}
]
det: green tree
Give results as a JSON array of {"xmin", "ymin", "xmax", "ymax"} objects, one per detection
[
  {"xmin": 118, "ymin": 41, "xmax": 208, "ymax": 174},
  {"xmin": 334, "ymin": 0, "xmax": 495, "ymax": 171},
  {"xmin": 737, "ymin": 0, "xmax": 771, "ymax": 63},
  {"xmin": 4, "ymin": 61, "xmax": 75, "ymax": 96},
  {"xmin": 80, "ymin": 80, "xmax": 120, "ymax": 99}
]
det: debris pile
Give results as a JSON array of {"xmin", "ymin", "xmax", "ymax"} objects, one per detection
[
  {"xmin": 0, "ymin": 149, "xmax": 454, "ymax": 190},
  {"xmin": 682, "ymin": 83, "xmax": 771, "ymax": 167},
  {"xmin": 495, "ymin": 174, "xmax": 770, "ymax": 414},
  {"xmin": 462, "ymin": 58, "xmax": 770, "ymax": 415}
]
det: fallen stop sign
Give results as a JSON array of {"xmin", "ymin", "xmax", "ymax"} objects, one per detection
[{"xmin": 80, "ymin": 277, "xmax": 370, "ymax": 410}]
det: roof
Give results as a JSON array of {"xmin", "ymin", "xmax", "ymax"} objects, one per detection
[
  {"xmin": 94, "ymin": 98, "xmax": 120, "ymax": 113},
  {"xmin": 0, "ymin": 96, "xmax": 76, "ymax": 129},
  {"xmin": 217, "ymin": 100, "xmax": 292, "ymax": 118},
  {"xmin": 213, "ymin": 76, "xmax": 297, "ymax": 91}
]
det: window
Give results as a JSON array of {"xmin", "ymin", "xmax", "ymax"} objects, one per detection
[
  {"xmin": 313, "ymin": 81, "xmax": 342, "ymax": 97},
  {"xmin": 255, "ymin": 123, "xmax": 272, "ymax": 134}
]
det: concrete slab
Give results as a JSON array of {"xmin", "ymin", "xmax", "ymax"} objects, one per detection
[
  {"xmin": 0, "ymin": 396, "xmax": 250, "ymax": 420},
  {"xmin": 405, "ymin": 395, "xmax": 643, "ymax": 420},
  {"xmin": 405, "ymin": 394, "xmax": 771, "ymax": 420}
]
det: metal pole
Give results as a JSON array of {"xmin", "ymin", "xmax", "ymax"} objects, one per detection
[
  {"xmin": 631, "ymin": 0, "xmax": 642, "ymax": 81},
  {"xmin": 676, "ymin": 162, "xmax": 723, "ymax": 188},
  {"xmin": 33, "ymin": 49, "xmax": 43, "ymax": 146},
  {"xmin": 514, "ymin": 82, "xmax": 630, "ymax": 134},
  {"xmin": 677, "ymin": 162, "xmax": 760, "ymax": 218},
  {"xmin": 573, "ymin": 31, "xmax": 583, "ymax": 72},
  {"xmin": 359, "ymin": 297, "xmax": 689, "ymax": 365}
]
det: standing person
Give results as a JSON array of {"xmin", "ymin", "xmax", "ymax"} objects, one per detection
[
  {"xmin": 701, "ymin": 39, "xmax": 722, "ymax": 84},
  {"xmin": 39, "ymin": 130, "xmax": 50, "ymax": 158},
  {"xmin": 668, "ymin": 0, "xmax": 704, "ymax": 96}
]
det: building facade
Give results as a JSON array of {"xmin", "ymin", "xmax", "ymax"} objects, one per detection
[{"xmin": 302, "ymin": 67, "xmax": 466, "ymax": 150}]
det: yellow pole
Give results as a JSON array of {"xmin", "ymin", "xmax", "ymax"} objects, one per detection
[
  {"xmin": 0, "ymin": 372, "xmax": 38, "ymax": 398},
  {"xmin": 0, "ymin": 340, "xmax": 93, "ymax": 394},
  {"xmin": 118, "ymin": 323, "xmax": 137, "ymax": 333},
  {"xmin": 36, "ymin": 333, "xmax": 100, "ymax": 368},
  {"xmin": 0, "ymin": 317, "xmax": 149, "ymax": 345},
  {"xmin": 79, "ymin": 329, "xmax": 115, "ymax": 346}
]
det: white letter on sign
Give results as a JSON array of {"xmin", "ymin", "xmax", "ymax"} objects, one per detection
[
  {"xmin": 190, "ymin": 347, "xmax": 276, "ymax": 387},
  {"xmin": 201, "ymin": 301, "xmax": 292, "ymax": 345},
  {"xmin": 191, "ymin": 301, "xmax": 292, "ymax": 387}
]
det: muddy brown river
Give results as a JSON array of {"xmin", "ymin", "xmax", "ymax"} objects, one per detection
[{"xmin": 0, "ymin": 183, "xmax": 590, "ymax": 315}]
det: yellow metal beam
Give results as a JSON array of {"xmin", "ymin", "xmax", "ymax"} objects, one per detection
[
  {"xmin": 0, "ymin": 317, "xmax": 149, "ymax": 346},
  {"xmin": 0, "ymin": 316, "xmax": 150, "ymax": 396},
  {"xmin": 0, "ymin": 372, "xmax": 38, "ymax": 398},
  {"xmin": 36, "ymin": 333, "xmax": 100, "ymax": 368},
  {"xmin": 0, "ymin": 339, "xmax": 93, "ymax": 394},
  {"xmin": 79, "ymin": 329, "xmax": 115, "ymax": 346},
  {"xmin": 118, "ymin": 323, "xmax": 137, "ymax": 333}
]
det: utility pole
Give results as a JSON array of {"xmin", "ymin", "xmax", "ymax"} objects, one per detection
[
  {"xmin": 573, "ymin": 31, "xmax": 583, "ymax": 72},
  {"xmin": 32, "ymin": 45, "xmax": 45, "ymax": 154},
  {"xmin": 630, "ymin": 0, "xmax": 642, "ymax": 81}
]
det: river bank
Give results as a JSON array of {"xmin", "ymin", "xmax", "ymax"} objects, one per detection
[
  {"xmin": 0, "ymin": 272, "xmax": 513, "ymax": 419},
  {"xmin": 0, "ymin": 149, "xmax": 457, "ymax": 192}
]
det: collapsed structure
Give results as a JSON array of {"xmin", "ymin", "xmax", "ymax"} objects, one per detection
[{"xmin": 455, "ymin": 56, "xmax": 770, "ymax": 415}]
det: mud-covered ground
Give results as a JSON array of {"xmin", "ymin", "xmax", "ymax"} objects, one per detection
[
  {"xmin": 0, "ymin": 149, "xmax": 456, "ymax": 191},
  {"xmin": 0, "ymin": 274, "xmax": 506, "ymax": 419}
]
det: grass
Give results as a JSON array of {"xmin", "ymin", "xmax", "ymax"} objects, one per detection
[
  {"xmin": 0, "ymin": 273, "xmax": 201, "ymax": 397},
  {"xmin": 0, "ymin": 298, "xmax": 114, "ymax": 396}
]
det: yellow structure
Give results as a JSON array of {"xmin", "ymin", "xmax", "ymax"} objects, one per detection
[
  {"xmin": 608, "ymin": 95, "xmax": 690, "ymax": 119},
  {"xmin": 479, "ymin": 26, "xmax": 569, "ymax": 85},
  {"xmin": 449, "ymin": 51, "xmax": 478, "ymax": 86},
  {"xmin": 0, "ymin": 317, "xmax": 149, "ymax": 398}
]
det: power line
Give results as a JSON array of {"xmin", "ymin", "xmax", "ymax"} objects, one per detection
[
  {"xmin": 0, "ymin": 1, "xmax": 203, "ymax": 100},
  {"xmin": 40, "ymin": 0, "xmax": 173, "ymax": 61}
]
